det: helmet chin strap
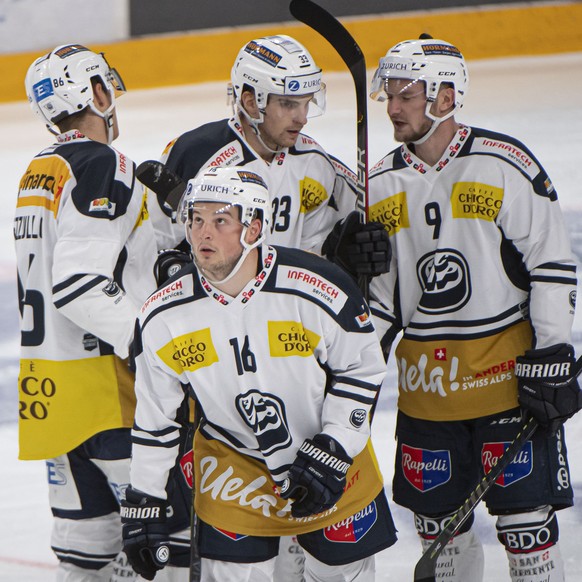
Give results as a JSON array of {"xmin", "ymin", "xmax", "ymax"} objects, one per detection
[
  {"xmin": 237, "ymin": 104, "xmax": 281, "ymax": 156},
  {"xmin": 189, "ymin": 223, "xmax": 267, "ymax": 287},
  {"xmin": 410, "ymin": 96, "xmax": 457, "ymax": 146}
]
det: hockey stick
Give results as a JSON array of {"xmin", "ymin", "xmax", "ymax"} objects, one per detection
[
  {"xmin": 136, "ymin": 160, "xmax": 186, "ymax": 211},
  {"xmin": 413, "ymin": 415, "xmax": 538, "ymax": 582},
  {"xmin": 414, "ymin": 353, "xmax": 582, "ymax": 582},
  {"xmin": 289, "ymin": 0, "xmax": 370, "ymax": 298}
]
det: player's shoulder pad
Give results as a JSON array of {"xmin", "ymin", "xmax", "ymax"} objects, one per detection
[
  {"xmin": 329, "ymin": 154, "xmax": 357, "ymax": 188},
  {"xmin": 270, "ymin": 246, "xmax": 373, "ymax": 330},
  {"xmin": 60, "ymin": 141, "xmax": 136, "ymax": 218},
  {"xmin": 467, "ymin": 126, "xmax": 556, "ymax": 199},
  {"xmin": 139, "ymin": 263, "xmax": 197, "ymax": 323},
  {"xmin": 369, "ymin": 148, "xmax": 405, "ymax": 178},
  {"xmin": 165, "ymin": 118, "xmax": 254, "ymax": 178}
]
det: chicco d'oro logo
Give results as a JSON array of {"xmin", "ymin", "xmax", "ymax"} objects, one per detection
[{"xmin": 416, "ymin": 248, "xmax": 471, "ymax": 314}]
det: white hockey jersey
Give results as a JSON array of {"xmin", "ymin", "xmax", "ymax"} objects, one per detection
[
  {"xmin": 15, "ymin": 130, "xmax": 158, "ymax": 459},
  {"xmin": 131, "ymin": 245, "xmax": 386, "ymax": 535},
  {"xmin": 369, "ymin": 125, "xmax": 577, "ymax": 422},
  {"xmin": 148, "ymin": 113, "xmax": 358, "ymax": 252}
]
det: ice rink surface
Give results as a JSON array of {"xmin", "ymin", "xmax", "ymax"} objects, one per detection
[{"xmin": 1, "ymin": 51, "xmax": 582, "ymax": 580}]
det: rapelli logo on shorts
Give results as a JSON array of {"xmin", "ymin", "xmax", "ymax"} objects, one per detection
[
  {"xmin": 180, "ymin": 449, "xmax": 194, "ymax": 489},
  {"xmin": 369, "ymin": 192, "xmax": 409, "ymax": 236},
  {"xmin": 481, "ymin": 441, "xmax": 533, "ymax": 486},
  {"xmin": 214, "ymin": 527, "xmax": 248, "ymax": 541},
  {"xmin": 236, "ymin": 390, "xmax": 291, "ymax": 455},
  {"xmin": 267, "ymin": 321, "xmax": 320, "ymax": 357},
  {"xmin": 157, "ymin": 328, "xmax": 219, "ymax": 374},
  {"xmin": 416, "ymin": 248, "xmax": 471, "ymax": 314},
  {"xmin": 323, "ymin": 501, "xmax": 377, "ymax": 543},
  {"xmin": 401, "ymin": 444, "xmax": 451, "ymax": 492}
]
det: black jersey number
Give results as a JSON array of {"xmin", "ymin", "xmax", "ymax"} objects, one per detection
[
  {"xmin": 229, "ymin": 336, "xmax": 257, "ymax": 375},
  {"xmin": 271, "ymin": 196, "xmax": 292, "ymax": 233},
  {"xmin": 17, "ymin": 255, "xmax": 45, "ymax": 347},
  {"xmin": 424, "ymin": 202, "xmax": 441, "ymax": 239}
]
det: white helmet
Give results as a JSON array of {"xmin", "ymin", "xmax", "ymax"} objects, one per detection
[
  {"xmin": 180, "ymin": 166, "xmax": 272, "ymax": 284},
  {"xmin": 25, "ymin": 44, "xmax": 126, "ymax": 143},
  {"xmin": 229, "ymin": 35, "xmax": 326, "ymax": 119},
  {"xmin": 370, "ymin": 38, "xmax": 469, "ymax": 143}
]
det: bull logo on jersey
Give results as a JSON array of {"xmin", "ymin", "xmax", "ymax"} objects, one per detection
[
  {"xmin": 323, "ymin": 501, "xmax": 377, "ymax": 543},
  {"xmin": 482, "ymin": 441, "xmax": 533, "ymax": 486},
  {"xmin": 417, "ymin": 248, "xmax": 471, "ymax": 314},
  {"xmin": 236, "ymin": 390, "xmax": 291, "ymax": 455},
  {"xmin": 401, "ymin": 444, "xmax": 451, "ymax": 492}
]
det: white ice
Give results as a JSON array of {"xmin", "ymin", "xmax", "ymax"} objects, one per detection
[{"xmin": 1, "ymin": 52, "xmax": 582, "ymax": 581}]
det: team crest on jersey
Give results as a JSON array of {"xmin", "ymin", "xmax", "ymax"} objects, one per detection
[
  {"xmin": 482, "ymin": 441, "xmax": 533, "ymax": 486},
  {"xmin": 236, "ymin": 390, "xmax": 292, "ymax": 455},
  {"xmin": 416, "ymin": 248, "xmax": 471, "ymax": 314},
  {"xmin": 369, "ymin": 192, "xmax": 409, "ymax": 236},
  {"xmin": 157, "ymin": 328, "xmax": 219, "ymax": 374},
  {"xmin": 451, "ymin": 181, "xmax": 503, "ymax": 222},
  {"xmin": 401, "ymin": 444, "xmax": 451, "ymax": 492},
  {"xmin": 300, "ymin": 176, "xmax": 328, "ymax": 212},
  {"xmin": 323, "ymin": 501, "xmax": 377, "ymax": 543},
  {"xmin": 276, "ymin": 265, "xmax": 348, "ymax": 313},
  {"xmin": 267, "ymin": 321, "xmax": 320, "ymax": 357}
]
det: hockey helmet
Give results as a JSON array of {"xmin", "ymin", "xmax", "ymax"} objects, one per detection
[
  {"xmin": 25, "ymin": 44, "xmax": 125, "ymax": 138},
  {"xmin": 229, "ymin": 35, "xmax": 325, "ymax": 117},
  {"xmin": 370, "ymin": 38, "xmax": 468, "ymax": 113},
  {"xmin": 179, "ymin": 166, "xmax": 272, "ymax": 243}
]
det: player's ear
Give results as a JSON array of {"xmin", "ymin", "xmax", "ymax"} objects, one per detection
[
  {"xmin": 240, "ymin": 89, "xmax": 259, "ymax": 118},
  {"xmin": 246, "ymin": 217, "xmax": 262, "ymax": 244}
]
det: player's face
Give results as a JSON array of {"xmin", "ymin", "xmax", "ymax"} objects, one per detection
[
  {"xmin": 385, "ymin": 78, "xmax": 433, "ymax": 143},
  {"xmin": 259, "ymin": 94, "xmax": 313, "ymax": 149},
  {"xmin": 189, "ymin": 203, "xmax": 245, "ymax": 280}
]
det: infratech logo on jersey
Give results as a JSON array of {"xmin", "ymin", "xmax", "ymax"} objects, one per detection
[
  {"xmin": 323, "ymin": 501, "xmax": 377, "ymax": 543},
  {"xmin": 277, "ymin": 265, "xmax": 348, "ymax": 313},
  {"xmin": 482, "ymin": 441, "xmax": 533, "ymax": 486},
  {"xmin": 401, "ymin": 444, "xmax": 451, "ymax": 492}
]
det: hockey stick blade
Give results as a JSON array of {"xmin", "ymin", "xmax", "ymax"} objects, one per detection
[
  {"xmin": 136, "ymin": 160, "xmax": 187, "ymax": 211},
  {"xmin": 413, "ymin": 353, "xmax": 582, "ymax": 582},
  {"xmin": 413, "ymin": 415, "xmax": 538, "ymax": 582}
]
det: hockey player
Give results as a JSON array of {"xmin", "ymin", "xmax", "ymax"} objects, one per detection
[
  {"xmin": 147, "ymin": 34, "xmax": 390, "ymax": 580},
  {"xmin": 367, "ymin": 37, "xmax": 582, "ymax": 581},
  {"xmin": 16, "ymin": 45, "xmax": 190, "ymax": 581},
  {"xmin": 150, "ymin": 34, "xmax": 386, "ymax": 282},
  {"xmin": 120, "ymin": 166, "xmax": 398, "ymax": 582}
]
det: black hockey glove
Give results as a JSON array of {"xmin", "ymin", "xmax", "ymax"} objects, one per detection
[
  {"xmin": 280, "ymin": 434, "xmax": 353, "ymax": 518},
  {"xmin": 322, "ymin": 211, "xmax": 391, "ymax": 280},
  {"xmin": 516, "ymin": 343, "xmax": 582, "ymax": 435},
  {"xmin": 120, "ymin": 487, "xmax": 170, "ymax": 580},
  {"xmin": 154, "ymin": 248, "xmax": 192, "ymax": 286}
]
